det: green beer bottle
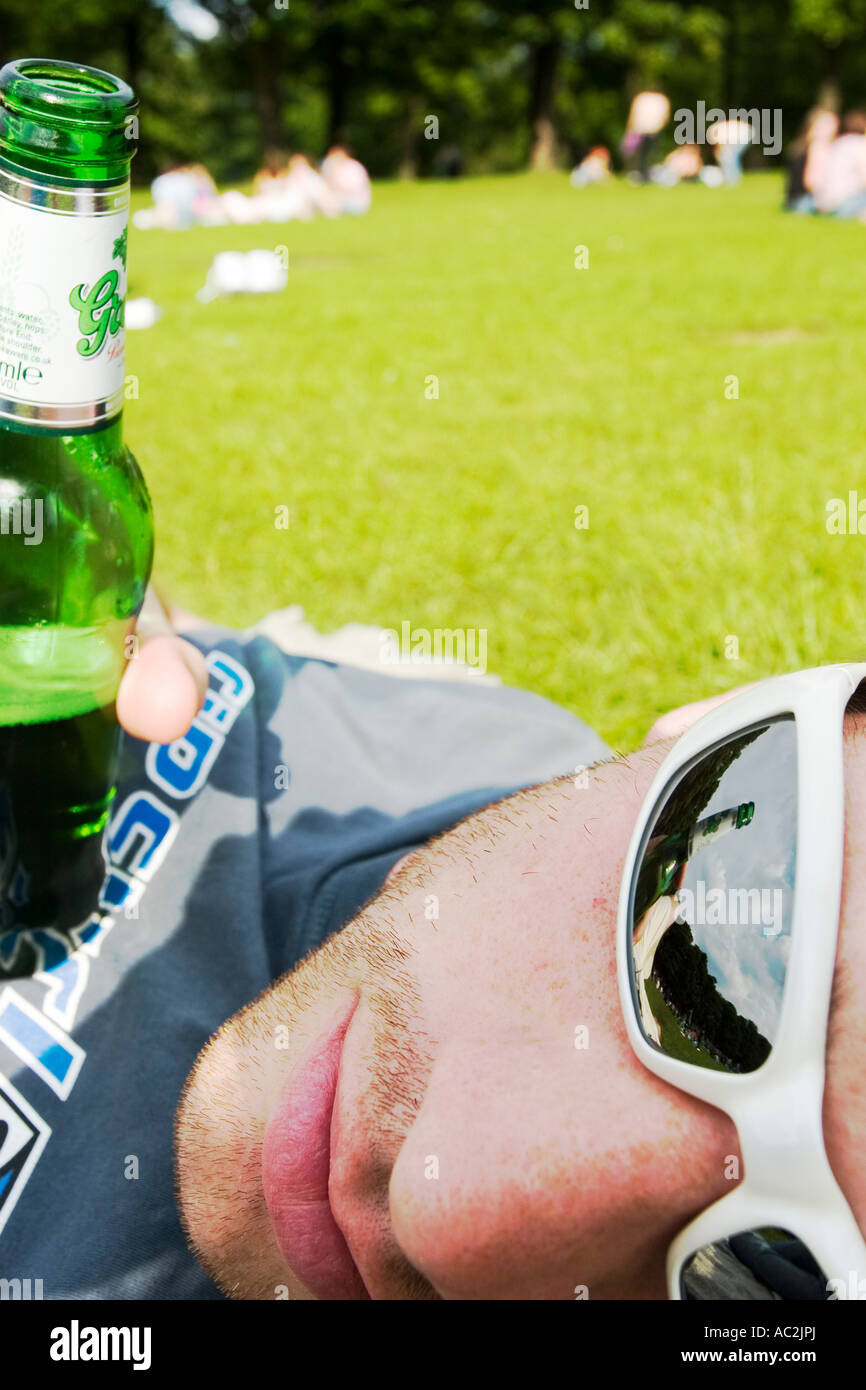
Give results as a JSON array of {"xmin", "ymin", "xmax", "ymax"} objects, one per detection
[
  {"xmin": 634, "ymin": 802, "xmax": 756, "ymax": 921},
  {"xmin": 0, "ymin": 59, "xmax": 153, "ymax": 937}
]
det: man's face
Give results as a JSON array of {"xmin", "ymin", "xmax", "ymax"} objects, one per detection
[{"xmin": 174, "ymin": 714, "xmax": 866, "ymax": 1300}]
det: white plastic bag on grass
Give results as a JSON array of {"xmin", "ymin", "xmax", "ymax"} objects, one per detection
[{"xmin": 196, "ymin": 249, "xmax": 288, "ymax": 302}]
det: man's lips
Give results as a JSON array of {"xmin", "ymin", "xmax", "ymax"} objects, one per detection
[{"xmin": 261, "ymin": 996, "xmax": 369, "ymax": 1300}]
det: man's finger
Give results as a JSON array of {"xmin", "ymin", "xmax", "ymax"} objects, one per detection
[
  {"xmin": 117, "ymin": 623, "xmax": 209, "ymax": 744},
  {"xmin": 116, "ymin": 584, "xmax": 209, "ymax": 743}
]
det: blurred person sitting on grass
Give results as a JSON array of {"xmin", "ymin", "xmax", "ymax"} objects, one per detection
[
  {"xmin": 3, "ymin": 589, "xmax": 865, "ymax": 1302},
  {"xmin": 570, "ymin": 147, "xmax": 612, "ymax": 188},
  {"xmin": 707, "ymin": 117, "xmax": 753, "ymax": 186},
  {"xmin": 321, "ymin": 146, "xmax": 372, "ymax": 214},
  {"xmin": 253, "ymin": 148, "xmax": 289, "ymax": 197},
  {"xmin": 135, "ymin": 151, "xmax": 350, "ymax": 229},
  {"xmin": 284, "ymin": 152, "xmax": 340, "ymax": 220},
  {"xmin": 813, "ymin": 111, "xmax": 866, "ymax": 219},
  {"xmin": 137, "ymin": 163, "xmax": 221, "ymax": 230},
  {"xmin": 652, "ymin": 143, "xmax": 703, "ymax": 186},
  {"xmin": 785, "ymin": 108, "xmax": 839, "ymax": 213},
  {"xmin": 624, "ymin": 88, "xmax": 671, "ymax": 182}
]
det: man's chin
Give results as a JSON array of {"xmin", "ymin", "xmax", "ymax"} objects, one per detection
[
  {"xmin": 173, "ymin": 1044, "xmax": 281, "ymax": 1297},
  {"xmin": 172, "ymin": 976, "xmax": 334, "ymax": 1300}
]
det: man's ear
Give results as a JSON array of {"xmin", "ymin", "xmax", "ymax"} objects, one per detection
[{"xmin": 642, "ymin": 683, "xmax": 758, "ymax": 746}]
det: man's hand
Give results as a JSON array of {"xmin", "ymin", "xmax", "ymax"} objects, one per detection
[
  {"xmin": 116, "ymin": 587, "xmax": 209, "ymax": 744},
  {"xmin": 642, "ymin": 683, "xmax": 758, "ymax": 746}
]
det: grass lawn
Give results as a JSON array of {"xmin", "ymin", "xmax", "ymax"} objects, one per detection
[
  {"xmin": 643, "ymin": 978, "xmax": 728, "ymax": 1072},
  {"xmin": 126, "ymin": 171, "xmax": 866, "ymax": 750}
]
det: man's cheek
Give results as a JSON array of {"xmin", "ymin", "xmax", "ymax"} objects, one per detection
[
  {"xmin": 386, "ymin": 1034, "xmax": 594, "ymax": 1298},
  {"xmin": 386, "ymin": 1052, "xmax": 507, "ymax": 1296}
]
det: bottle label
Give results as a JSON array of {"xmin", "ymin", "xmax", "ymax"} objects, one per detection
[
  {"xmin": 688, "ymin": 808, "xmax": 737, "ymax": 858},
  {"xmin": 0, "ymin": 164, "xmax": 129, "ymax": 428}
]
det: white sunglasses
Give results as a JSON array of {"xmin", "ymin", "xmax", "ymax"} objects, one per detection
[{"xmin": 617, "ymin": 662, "xmax": 866, "ymax": 1300}]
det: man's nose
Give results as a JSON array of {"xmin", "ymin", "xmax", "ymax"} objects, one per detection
[{"xmin": 386, "ymin": 1039, "xmax": 593, "ymax": 1300}]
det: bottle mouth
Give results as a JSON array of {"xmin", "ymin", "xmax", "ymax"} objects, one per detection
[
  {"xmin": 0, "ymin": 58, "xmax": 137, "ymax": 180},
  {"xmin": 0, "ymin": 58, "xmax": 136, "ymax": 125}
]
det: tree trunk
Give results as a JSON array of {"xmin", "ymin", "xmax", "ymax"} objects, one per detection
[
  {"xmin": 528, "ymin": 35, "xmax": 560, "ymax": 169},
  {"xmin": 122, "ymin": 11, "xmax": 142, "ymax": 95},
  {"xmin": 121, "ymin": 10, "xmax": 148, "ymax": 178},
  {"xmin": 817, "ymin": 43, "xmax": 843, "ymax": 113},
  {"xmin": 249, "ymin": 38, "xmax": 284, "ymax": 155},
  {"xmin": 324, "ymin": 34, "xmax": 350, "ymax": 148},
  {"xmin": 721, "ymin": 1, "xmax": 738, "ymax": 104},
  {"xmin": 398, "ymin": 95, "xmax": 424, "ymax": 178}
]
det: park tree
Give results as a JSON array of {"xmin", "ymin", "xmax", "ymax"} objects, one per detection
[
  {"xmin": 193, "ymin": 0, "xmax": 316, "ymax": 155},
  {"xmin": 0, "ymin": 0, "xmax": 167, "ymax": 84},
  {"xmin": 790, "ymin": 0, "xmax": 866, "ymax": 104},
  {"xmin": 2, "ymin": 0, "xmax": 858, "ymax": 179},
  {"xmin": 487, "ymin": 0, "xmax": 603, "ymax": 169}
]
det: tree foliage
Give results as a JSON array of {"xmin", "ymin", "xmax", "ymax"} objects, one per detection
[
  {"xmin": 653, "ymin": 918, "xmax": 772, "ymax": 1072},
  {"xmin": 3, "ymin": 0, "xmax": 865, "ymax": 182}
]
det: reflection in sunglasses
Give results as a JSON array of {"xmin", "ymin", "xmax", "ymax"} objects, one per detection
[
  {"xmin": 631, "ymin": 721, "xmax": 796, "ymax": 1073},
  {"xmin": 681, "ymin": 1228, "xmax": 829, "ymax": 1300}
]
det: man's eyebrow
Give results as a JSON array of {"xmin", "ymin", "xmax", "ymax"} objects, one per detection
[
  {"xmin": 384, "ymin": 744, "xmax": 665, "ymax": 901},
  {"xmin": 413, "ymin": 749, "xmax": 641, "ymax": 874}
]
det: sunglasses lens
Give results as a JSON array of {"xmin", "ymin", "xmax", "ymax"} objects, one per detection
[
  {"xmin": 680, "ymin": 1228, "xmax": 830, "ymax": 1300},
  {"xmin": 630, "ymin": 718, "xmax": 796, "ymax": 1072}
]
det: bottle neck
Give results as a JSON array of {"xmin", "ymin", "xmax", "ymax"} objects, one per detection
[{"xmin": 0, "ymin": 143, "xmax": 131, "ymax": 188}]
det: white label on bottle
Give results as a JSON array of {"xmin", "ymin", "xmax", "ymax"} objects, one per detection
[{"xmin": 0, "ymin": 167, "xmax": 129, "ymax": 428}]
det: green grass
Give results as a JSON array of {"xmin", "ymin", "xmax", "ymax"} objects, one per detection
[
  {"xmin": 125, "ymin": 171, "xmax": 866, "ymax": 749},
  {"xmin": 643, "ymin": 978, "xmax": 728, "ymax": 1072}
]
